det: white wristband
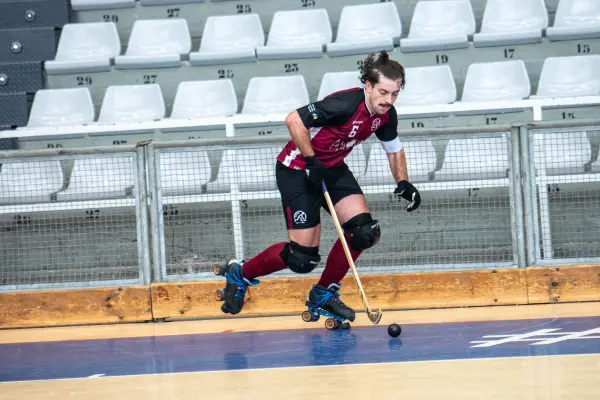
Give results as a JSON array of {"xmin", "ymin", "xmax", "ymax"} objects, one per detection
[{"xmin": 380, "ymin": 137, "xmax": 403, "ymax": 153}]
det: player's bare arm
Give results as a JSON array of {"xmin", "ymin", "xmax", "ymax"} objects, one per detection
[
  {"xmin": 285, "ymin": 110, "xmax": 315, "ymax": 157},
  {"xmin": 387, "ymin": 148, "xmax": 409, "ymax": 183}
]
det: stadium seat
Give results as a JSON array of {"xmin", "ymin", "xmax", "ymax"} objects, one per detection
[
  {"xmin": 98, "ymin": 84, "xmax": 165, "ymax": 123},
  {"xmin": 115, "ymin": 19, "xmax": 191, "ymax": 69},
  {"xmin": 400, "ymin": 0, "xmax": 475, "ymax": 52},
  {"xmin": 362, "ymin": 140, "xmax": 437, "ymax": 185},
  {"xmin": 159, "ymin": 150, "xmax": 213, "ymax": 196},
  {"xmin": 533, "ymin": 132, "xmax": 592, "ymax": 175},
  {"xmin": 547, "ymin": 0, "xmax": 600, "ymax": 41},
  {"xmin": 435, "ymin": 136, "xmax": 509, "ymax": 181},
  {"xmin": 395, "ymin": 65, "xmax": 457, "ymax": 106},
  {"xmin": 170, "ymin": 80, "xmax": 238, "ymax": 119},
  {"xmin": 474, "ymin": 0, "xmax": 548, "ymax": 46},
  {"xmin": 189, "ymin": 14, "xmax": 264, "ymax": 66},
  {"xmin": 256, "ymin": 9, "xmax": 332, "ymax": 60},
  {"xmin": 206, "ymin": 146, "xmax": 283, "ymax": 193},
  {"xmin": 0, "ymin": 160, "xmax": 64, "ymax": 204},
  {"xmin": 45, "ymin": 22, "xmax": 121, "ymax": 74},
  {"xmin": 317, "ymin": 71, "xmax": 362, "ymax": 100},
  {"xmin": 535, "ymin": 55, "xmax": 600, "ymax": 97},
  {"xmin": 461, "ymin": 60, "xmax": 530, "ymax": 102},
  {"xmin": 346, "ymin": 144, "xmax": 368, "ymax": 178},
  {"xmin": 591, "ymin": 159, "xmax": 600, "ymax": 172},
  {"xmin": 56, "ymin": 156, "xmax": 135, "ymax": 201},
  {"xmin": 27, "ymin": 88, "xmax": 95, "ymax": 127},
  {"xmin": 327, "ymin": 3, "xmax": 402, "ymax": 57},
  {"xmin": 241, "ymin": 76, "xmax": 309, "ymax": 114}
]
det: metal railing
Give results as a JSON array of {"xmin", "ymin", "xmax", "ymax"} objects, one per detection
[{"xmin": 0, "ymin": 119, "xmax": 599, "ymax": 291}]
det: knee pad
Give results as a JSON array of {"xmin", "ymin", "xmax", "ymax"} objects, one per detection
[
  {"xmin": 280, "ymin": 241, "xmax": 321, "ymax": 274},
  {"xmin": 342, "ymin": 213, "xmax": 381, "ymax": 251}
]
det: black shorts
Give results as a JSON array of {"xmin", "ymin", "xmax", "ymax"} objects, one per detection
[{"xmin": 275, "ymin": 161, "xmax": 363, "ymax": 230}]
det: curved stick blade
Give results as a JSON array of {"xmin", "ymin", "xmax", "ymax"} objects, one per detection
[{"xmin": 368, "ymin": 309, "xmax": 383, "ymax": 324}]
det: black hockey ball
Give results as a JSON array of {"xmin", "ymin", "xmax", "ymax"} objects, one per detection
[{"xmin": 388, "ymin": 323, "xmax": 401, "ymax": 338}]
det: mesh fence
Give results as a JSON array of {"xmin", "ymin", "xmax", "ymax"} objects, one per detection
[
  {"xmin": 531, "ymin": 128, "xmax": 600, "ymax": 260},
  {"xmin": 154, "ymin": 132, "xmax": 516, "ymax": 280},
  {"xmin": 0, "ymin": 153, "xmax": 143, "ymax": 289}
]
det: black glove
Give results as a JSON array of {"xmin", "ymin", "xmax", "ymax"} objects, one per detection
[
  {"xmin": 394, "ymin": 180, "xmax": 421, "ymax": 212},
  {"xmin": 305, "ymin": 156, "xmax": 333, "ymax": 189}
]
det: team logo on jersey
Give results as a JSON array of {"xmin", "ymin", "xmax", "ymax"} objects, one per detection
[
  {"xmin": 308, "ymin": 104, "xmax": 318, "ymax": 120},
  {"xmin": 293, "ymin": 210, "xmax": 307, "ymax": 224},
  {"xmin": 371, "ymin": 118, "xmax": 381, "ymax": 131}
]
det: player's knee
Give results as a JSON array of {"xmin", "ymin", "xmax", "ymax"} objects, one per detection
[
  {"xmin": 342, "ymin": 213, "xmax": 381, "ymax": 251},
  {"xmin": 279, "ymin": 241, "xmax": 321, "ymax": 274}
]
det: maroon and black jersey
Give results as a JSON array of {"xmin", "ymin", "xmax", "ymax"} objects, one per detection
[{"xmin": 276, "ymin": 88, "xmax": 399, "ymax": 170}]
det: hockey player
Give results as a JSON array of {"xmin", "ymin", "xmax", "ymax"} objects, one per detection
[{"xmin": 215, "ymin": 50, "xmax": 421, "ymax": 322}]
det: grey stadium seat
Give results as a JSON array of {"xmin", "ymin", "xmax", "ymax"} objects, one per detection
[
  {"xmin": 317, "ymin": 71, "xmax": 362, "ymax": 100},
  {"xmin": 98, "ymin": 84, "xmax": 165, "ymax": 123},
  {"xmin": 0, "ymin": 161, "xmax": 64, "ymax": 204},
  {"xmin": 327, "ymin": 3, "xmax": 402, "ymax": 57},
  {"xmin": 241, "ymin": 76, "xmax": 309, "ymax": 114},
  {"xmin": 535, "ymin": 55, "xmax": 600, "ymax": 98},
  {"xmin": 27, "ymin": 88, "xmax": 96, "ymax": 127},
  {"xmin": 547, "ymin": 0, "xmax": 600, "ymax": 41},
  {"xmin": 474, "ymin": 0, "xmax": 548, "ymax": 46},
  {"xmin": 189, "ymin": 14, "xmax": 264, "ymax": 66},
  {"xmin": 400, "ymin": 0, "xmax": 475, "ymax": 52},
  {"xmin": 395, "ymin": 65, "xmax": 457, "ymax": 106},
  {"xmin": 159, "ymin": 150, "xmax": 213, "ymax": 196},
  {"xmin": 534, "ymin": 132, "xmax": 592, "ymax": 175},
  {"xmin": 256, "ymin": 9, "xmax": 332, "ymax": 60},
  {"xmin": 461, "ymin": 60, "xmax": 530, "ymax": 102},
  {"xmin": 170, "ymin": 80, "xmax": 238, "ymax": 119},
  {"xmin": 45, "ymin": 22, "xmax": 121, "ymax": 74},
  {"xmin": 56, "ymin": 156, "xmax": 136, "ymax": 201},
  {"xmin": 115, "ymin": 19, "xmax": 191, "ymax": 69}
]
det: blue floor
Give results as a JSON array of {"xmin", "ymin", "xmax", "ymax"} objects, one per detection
[{"xmin": 1, "ymin": 316, "xmax": 599, "ymax": 382}]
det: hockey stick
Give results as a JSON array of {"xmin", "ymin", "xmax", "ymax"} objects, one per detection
[{"xmin": 321, "ymin": 180, "xmax": 383, "ymax": 324}]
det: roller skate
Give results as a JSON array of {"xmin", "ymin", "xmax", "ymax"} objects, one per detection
[
  {"xmin": 213, "ymin": 259, "xmax": 259, "ymax": 315},
  {"xmin": 302, "ymin": 283, "xmax": 355, "ymax": 330}
]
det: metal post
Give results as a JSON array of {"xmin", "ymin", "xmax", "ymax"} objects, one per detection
[
  {"xmin": 147, "ymin": 146, "xmax": 165, "ymax": 283},
  {"xmin": 509, "ymin": 126, "xmax": 526, "ymax": 268},
  {"xmin": 519, "ymin": 125, "xmax": 538, "ymax": 266},
  {"xmin": 135, "ymin": 146, "xmax": 152, "ymax": 285}
]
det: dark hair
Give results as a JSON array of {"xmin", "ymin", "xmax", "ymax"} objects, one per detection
[{"xmin": 359, "ymin": 50, "xmax": 405, "ymax": 90}]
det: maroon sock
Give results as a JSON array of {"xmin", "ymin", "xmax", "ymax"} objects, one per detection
[
  {"xmin": 318, "ymin": 234, "xmax": 362, "ymax": 288},
  {"xmin": 242, "ymin": 242, "xmax": 288, "ymax": 280}
]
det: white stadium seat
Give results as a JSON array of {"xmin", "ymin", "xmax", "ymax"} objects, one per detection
[
  {"xmin": 256, "ymin": 9, "xmax": 332, "ymax": 60},
  {"xmin": 474, "ymin": 0, "xmax": 548, "ymax": 46},
  {"xmin": 115, "ymin": 19, "xmax": 191, "ymax": 69},
  {"xmin": 241, "ymin": 76, "xmax": 309, "ymax": 114},
  {"xmin": 327, "ymin": 3, "xmax": 402, "ymax": 57},
  {"xmin": 56, "ymin": 157, "xmax": 135, "ymax": 201},
  {"xmin": 0, "ymin": 161, "xmax": 64, "ymax": 204},
  {"xmin": 536, "ymin": 55, "xmax": 600, "ymax": 98},
  {"xmin": 435, "ymin": 136, "xmax": 509, "ymax": 181},
  {"xmin": 190, "ymin": 14, "xmax": 264, "ymax": 66},
  {"xmin": 45, "ymin": 22, "xmax": 121, "ymax": 74},
  {"xmin": 317, "ymin": 71, "xmax": 362, "ymax": 100},
  {"xmin": 396, "ymin": 65, "xmax": 457, "ymax": 106},
  {"xmin": 400, "ymin": 0, "xmax": 475, "ymax": 52},
  {"xmin": 206, "ymin": 147, "xmax": 283, "ymax": 193},
  {"xmin": 547, "ymin": 0, "xmax": 600, "ymax": 41},
  {"xmin": 362, "ymin": 141, "xmax": 437, "ymax": 185},
  {"xmin": 27, "ymin": 88, "xmax": 95, "ymax": 127},
  {"xmin": 461, "ymin": 60, "xmax": 530, "ymax": 102},
  {"xmin": 98, "ymin": 84, "xmax": 165, "ymax": 123},
  {"xmin": 159, "ymin": 150, "xmax": 213, "ymax": 196},
  {"xmin": 534, "ymin": 132, "xmax": 592, "ymax": 175},
  {"xmin": 170, "ymin": 80, "xmax": 238, "ymax": 119}
]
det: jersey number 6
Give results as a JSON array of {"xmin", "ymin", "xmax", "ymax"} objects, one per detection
[{"xmin": 349, "ymin": 124, "xmax": 359, "ymax": 138}]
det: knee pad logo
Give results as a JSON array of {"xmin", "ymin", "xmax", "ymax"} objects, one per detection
[{"xmin": 293, "ymin": 210, "xmax": 307, "ymax": 224}]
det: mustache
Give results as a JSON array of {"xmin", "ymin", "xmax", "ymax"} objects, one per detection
[{"xmin": 380, "ymin": 103, "xmax": 391, "ymax": 107}]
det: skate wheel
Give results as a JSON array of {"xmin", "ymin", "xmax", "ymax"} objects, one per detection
[
  {"xmin": 220, "ymin": 303, "xmax": 230, "ymax": 314},
  {"xmin": 325, "ymin": 318, "xmax": 337, "ymax": 330},
  {"xmin": 302, "ymin": 310, "xmax": 313, "ymax": 322},
  {"xmin": 213, "ymin": 264, "xmax": 223, "ymax": 276},
  {"xmin": 340, "ymin": 322, "xmax": 351, "ymax": 330},
  {"xmin": 334, "ymin": 320, "xmax": 342, "ymax": 329},
  {"xmin": 214, "ymin": 289, "xmax": 225, "ymax": 301},
  {"xmin": 312, "ymin": 314, "xmax": 320, "ymax": 322}
]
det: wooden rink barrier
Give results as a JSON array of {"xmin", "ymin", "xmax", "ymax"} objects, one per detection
[{"xmin": 0, "ymin": 265, "xmax": 599, "ymax": 328}]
